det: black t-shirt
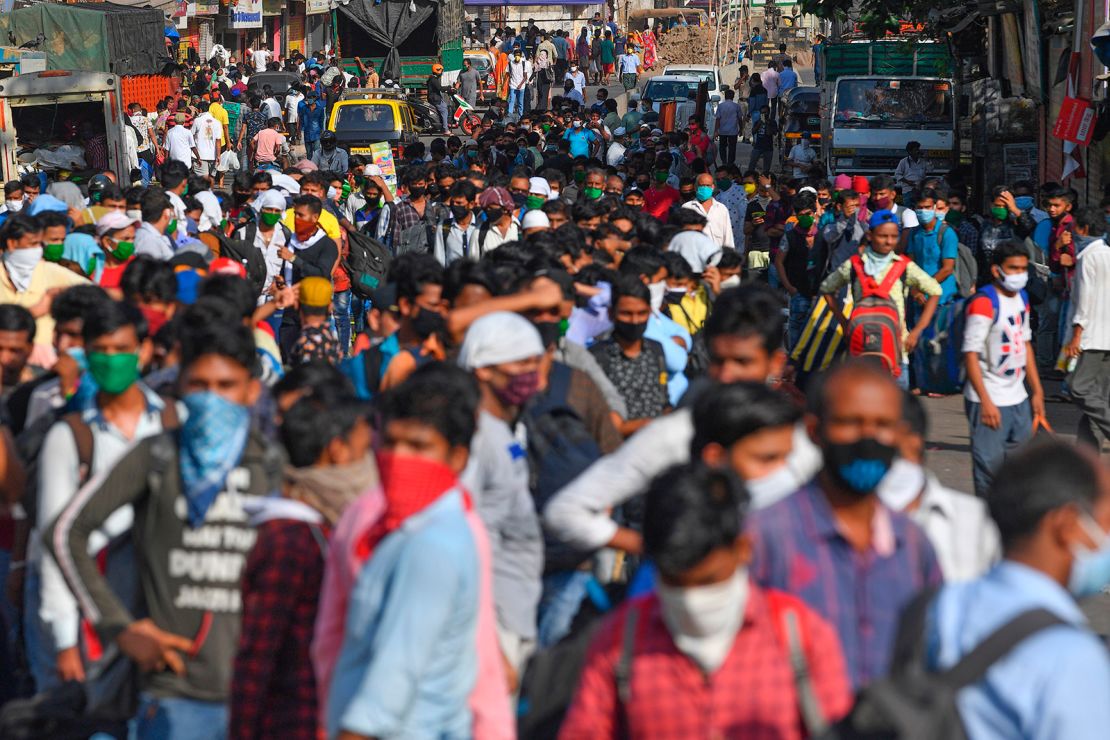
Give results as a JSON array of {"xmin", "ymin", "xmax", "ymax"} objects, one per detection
[
  {"xmin": 745, "ymin": 202, "xmax": 771, "ymax": 252},
  {"xmin": 545, "ymin": 152, "xmax": 574, "ymax": 177},
  {"xmin": 427, "ymin": 75, "xmax": 443, "ymax": 104},
  {"xmin": 752, "ymin": 119, "xmax": 778, "ymax": 150}
]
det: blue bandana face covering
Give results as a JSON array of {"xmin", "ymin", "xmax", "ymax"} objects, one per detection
[
  {"xmin": 179, "ymin": 391, "xmax": 250, "ymax": 527},
  {"xmin": 824, "ymin": 437, "xmax": 898, "ymax": 496}
]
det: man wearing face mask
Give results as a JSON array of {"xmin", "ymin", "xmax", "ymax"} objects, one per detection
[
  {"xmin": 562, "ymin": 463, "xmax": 852, "ymax": 737},
  {"xmin": 278, "ymin": 195, "xmax": 340, "ymax": 356},
  {"xmin": 473, "ymin": 187, "xmax": 520, "ymax": 256},
  {"xmin": 379, "ymin": 254, "xmax": 448, "ymax": 390},
  {"xmin": 458, "ymin": 312, "xmax": 546, "ymax": 689},
  {"xmin": 546, "ymin": 284, "xmax": 822, "ymax": 556},
  {"xmin": 877, "ymin": 390, "xmax": 999, "ymax": 582},
  {"xmin": 48, "ymin": 318, "xmax": 281, "ymax": 739},
  {"xmin": 311, "ymin": 131, "xmax": 349, "ymax": 174},
  {"xmin": 31, "ymin": 300, "xmax": 175, "ymax": 690},
  {"xmin": 0, "ymin": 181, "xmax": 26, "ymax": 225},
  {"xmin": 962, "ymin": 241, "xmax": 1043, "ymax": 497},
  {"xmin": 915, "ymin": 441, "xmax": 1110, "ymax": 738},
  {"xmin": 681, "ymin": 173, "xmax": 735, "ymax": 250},
  {"xmin": 748, "ymin": 361, "xmax": 942, "ymax": 688},
  {"xmin": 438, "ymin": 180, "xmax": 480, "ymax": 265}
]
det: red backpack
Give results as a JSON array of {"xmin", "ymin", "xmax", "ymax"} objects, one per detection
[{"xmin": 846, "ymin": 254, "xmax": 909, "ymax": 376}]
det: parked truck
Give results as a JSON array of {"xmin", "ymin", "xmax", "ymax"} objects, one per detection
[
  {"xmin": 820, "ymin": 40, "xmax": 957, "ymax": 177},
  {"xmin": 0, "ymin": 71, "xmax": 128, "ymax": 184}
]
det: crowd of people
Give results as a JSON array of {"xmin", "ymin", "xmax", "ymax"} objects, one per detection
[{"xmin": 0, "ymin": 28, "xmax": 1108, "ymax": 740}]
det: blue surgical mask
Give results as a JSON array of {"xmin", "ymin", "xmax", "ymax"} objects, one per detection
[
  {"xmin": 1015, "ymin": 195, "xmax": 1034, "ymax": 211},
  {"xmin": 1068, "ymin": 513, "xmax": 1110, "ymax": 598},
  {"xmin": 915, "ymin": 208, "xmax": 935, "ymax": 225},
  {"xmin": 695, "ymin": 185, "xmax": 715, "ymax": 203}
]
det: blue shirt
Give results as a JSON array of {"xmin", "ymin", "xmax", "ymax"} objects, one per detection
[
  {"xmin": 908, "ymin": 221, "xmax": 959, "ymax": 302},
  {"xmin": 748, "ymin": 483, "xmax": 943, "ymax": 687},
  {"xmin": 779, "ymin": 67, "xmax": 799, "ymax": 93},
  {"xmin": 297, "ymin": 101, "xmax": 326, "ymax": 142},
  {"xmin": 645, "ymin": 312, "xmax": 690, "ymax": 406},
  {"xmin": 927, "ymin": 561, "xmax": 1110, "ymax": 740},
  {"xmin": 327, "ymin": 490, "xmax": 479, "ymax": 739},
  {"xmin": 563, "ymin": 127, "xmax": 597, "ymax": 158}
]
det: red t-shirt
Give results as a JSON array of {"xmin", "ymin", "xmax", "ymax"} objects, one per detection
[
  {"xmin": 643, "ymin": 185, "xmax": 680, "ymax": 222},
  {"xmin": 98, "ymin": 258, "xmax": 134, "ymax": 290}
]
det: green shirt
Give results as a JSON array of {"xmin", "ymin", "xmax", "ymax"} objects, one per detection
[{"xmin": 600, "ymin": 40, "xmax": 616, "ymax": 64}]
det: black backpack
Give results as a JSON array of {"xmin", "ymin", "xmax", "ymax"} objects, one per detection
[
  {"xmin": 522, "ymin": 362, "xmax": 602, "ymax": 573},
  {"xmin": 826, "ymin": 593, "xmax": 1067, "ymax": 740},
  {"xmin": 344, "ymin": 229, "xmax": 393, "ymax": 299},
  {"xmin": 219, "ymin": 226, "xmax": 273, "ymax": 298}
]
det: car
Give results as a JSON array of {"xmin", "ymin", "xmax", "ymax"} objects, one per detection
[
  {"xmin": 640, "ymin": 74, "xmax": 717, "ymax": 133},
  {"xmin": 661, "ymin": 64, "xmax": 725, "ymax": 96},
  {"xmin": 246, "ymin": 71, "xmax": 301, "ymax": 107},
  {"xmin": 328, "ymin": 91, "xmax": 431, "ymax": 159},
  {"xmin": 463, "ymin": 48, "xmax": 497, "ymax": 103}
]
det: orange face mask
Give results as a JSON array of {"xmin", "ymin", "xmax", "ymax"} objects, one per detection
[{"xmin": 293, "ymin": 217, "xmax": 317, "ymax": 240}]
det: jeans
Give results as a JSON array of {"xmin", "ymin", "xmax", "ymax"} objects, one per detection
[
  {"xmin": 304, "ymin": 138, "xmax": 319, "ymax": 160},
  {"xmin": 787, "ymin": 293, "xmax": 814, "ymax": 351},
  {"xmin": 509, "ymin": 87, "xmax": 526, "ymax": 118},
  {"xmin": 537, "ymin": 570, "xmax": 593, "ymax": 648},
  {"xmin": 331, "ymin": 289, "xmax": 352, "ymax": 356},
  {"xmin": 718, "ymin": 134, "xmax": 737, "ymax": 165},
  {"xmin": 749, "ymin": 145, "xmax": 773, "ymax": 173},
  {"xmin": 22, "ymin": 561, "xmax": 60, "ymax": 693},
  {"xmin": 1070, "ymin": 349, "xmax": 1110, "ymax": 448},
  {"xmin": 130, "ymin": 693, "xmax": 228, "ymax": 740},
  {"xmin": 965, "ymin": 398, "xmax": 1032, "ymax": 497},
  {"xmin": 436, "ymin": 100, "xmax": 451, "ymax": 132}
]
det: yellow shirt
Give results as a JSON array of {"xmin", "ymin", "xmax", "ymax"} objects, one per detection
[
  {"xmin": 0, "ymin": 259, "xmax": 89, "ymax": 347},
  {"xmin": 282, "ymin": 207, "xmax": 342, "ymax": 242},
  {"xmin": 209, "ymin": 103, "xmax": 229, "ymax": 129},
  {"xmin": 666, "ymin": 285, "xmax": 710, "ymax": 335}
]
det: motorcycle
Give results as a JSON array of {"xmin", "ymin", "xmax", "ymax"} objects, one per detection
[{"xmin": 450, "ymin": 94, "xmax": 483, "ymax": 135}]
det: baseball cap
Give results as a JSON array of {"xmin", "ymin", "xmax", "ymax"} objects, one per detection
[
  {"xmin": 95, "ymin": 211, "xmax": 139, "ymax": 237},
  {"xmin": 299, "ymin": 276, "xmax": 334, "ymax": 308},
  {"xmin": 209, "ymin": 257, "xmax": 248, "ymax": 278}
]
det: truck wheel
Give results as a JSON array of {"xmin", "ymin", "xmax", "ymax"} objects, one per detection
[{"xmin": 462, "ymin": 113, "xmax": 481, "ymax": 135}]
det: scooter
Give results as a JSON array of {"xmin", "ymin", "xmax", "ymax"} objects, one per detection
[{"xmin": 450, "ymin": 94, "xmax": 483, "ymax": 135}]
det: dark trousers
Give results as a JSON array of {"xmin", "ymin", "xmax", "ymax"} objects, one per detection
[
  {"xmin": 718, "ymin": 134, "xmax": 737, "ymax": 165},
  {"xmin": 749, "ymin": 144, "xmax": 774, "ymax": 173},
  {"xmin": 1071, "ymin": 349, "xmax": 1110, "ymax": 448}
]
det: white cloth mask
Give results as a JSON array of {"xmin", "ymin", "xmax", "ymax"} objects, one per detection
[
  {"xmin": 657, "ymin": 568, "xmax": 748, "ymax": 674},
  {"xmin": 876, "ymin": 458, "xmax": 927, "ymax": 512}
]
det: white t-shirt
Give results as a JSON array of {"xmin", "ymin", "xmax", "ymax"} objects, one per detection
[
  {"xmin": 606, "ymin": 141, "xmax": 626, "ymax": 166},
  {"xmin": 251, "ymin": 49, "xmax": 271, "ymax": 72},
  {"xmin": 285, "ymin": 92, "xmax": 304, "ymax": 122},
  {"xmin": 962, "ymin": 288, "xmax": 1032, "ymax": 406},
  {"xmin": 788, "ymin": 143, "xmax": 816, "ymax": 177},
  {"xmin": 619, "ymin": 54, "xmax": 640, "ymax": 75},
  {"xmin": 165, "ymin": 125, "xmax": 196, "ymax": 165},
  {"xmin": 191, "ymin": 113, "xmax": 224, "ymax": 162},
  {"xmin": 263, "ymin": 97, "xmax": 282, "ymax": 120},
  {"xmin": 508, "ymin": 58, "xmax": 533, "ymax": 89}
]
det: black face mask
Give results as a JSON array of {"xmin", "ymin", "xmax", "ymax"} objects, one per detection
[
  {"xmin": 233, "ymin": 192, "xmax": 251, "ymax": 205},
  {"xmin": 680, "ymin": 191, "xmax": 695, "ymax": 202},
  {"xmin": 426, "ymin": 183, "xmax": 441, "ymax": 199},
  {"xmin": 484, "ymin": 206, "xmax": 504, "ymax": 222},
  {"xmin": 408, "ymin": 185, "xmax": 427, "ymax": 199},
  {"xmin": 612, "ymin": 319, "xmax": 648, "ymax": 342},
  {"xmin": 822, "ymin": 436, "xmax": 898, "ymax": 496},
  {"xmin": 410, "ymin": 307, "xmax": 446, "ymax": 338},
  {"xmin": 511, "ymin": 192, "xmax": 527, "ymax": 208},
  {"xmin": 533, "ymin": 320, "xmax": 561, "ymax": 348},
  {"xmin": 450, "ymin": 204, "xmax": 471, "ymax": 222}
]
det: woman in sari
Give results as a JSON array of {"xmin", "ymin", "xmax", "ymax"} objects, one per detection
[
  {"xmin": 493, "ymin": 41, "xmax": 509, "ymax": 101},
  {"xmin": 642, "ymin": 27, "xmax": 657, "ymax": 70},
  {"xmin": 576, "ymin": 28, "xmax": 591, "ymax": 77}
]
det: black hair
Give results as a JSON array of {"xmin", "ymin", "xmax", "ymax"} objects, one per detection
[
  {"xmin": 178, "ymin": 311, "xmax": 257, "ymax": 374},
  {"xmin": 716, "ymin": 249, "xmax": 743, "ymax": 271},
  {"xmin": 3, "ymin": 180, "xmax": 23, "ymax": 196},
  {"xmin": 989, "ymin": 441, "xmax": 1101, "ymax": 551},
  {"xmin": 901, "ymin": 389, "xmax": 928, "ymax": 438},
  {"xmin": 38, "ymin": 211, "xmax": 69, "ymax": 232},
  {"xmin": 644, "ymin": 462, "xmax": 748, "ymax": 578},
  {"xmin": 869, "ymin": 174, "xmax": 895, "ymax": 193},
  {"xmin": 139, "ymin": 187, "xmax": 172, "ymax": 223},
  {"xmin": 0, "ymin": 304, "xmax": 35, "ymax": 343},
  {"xmin": 669, "ymin": 207, "xmax": 708, "ymax": 229},
  {"xmin": 292, "ymin": 194, "xmax": 323, "ymax": 215},
  {"xmin": 448, "ymin": 180, "xmax": 478, "ymax": 202},
  {"xmin": 572, "ymin": 199, "xmax": 608, "ymax": 223},
  {"xmin": 611, "ymin": 272, "xmax": 651, "ymax": 306},
  {"xmin": 993, "ymin": 240, "xmax": 1030, "ymax": 266},
  {"xmin": 1072, "ymin": 206, "xmax": 1105, "ymax": 234},
  {"xmin": 618, "ymin": 245, "xmax": 665, "ymax": 281},
  {"xmin": 915, "ymin": 188, "xmax": 939, "ymax": 205},
  {"xmin": 662, "ymin": 251, "xmax": 693, "ymax": 282},
  {"xmin": 160, "ymin": 160, "xmax": 190, "ymax": 191},
  {"xmin": 391, "ymin": 252, "xmax": 445, "ymax": 303},
  {"xmin": 443, "ymin": 259, "xmax": 500, "ymax": 303},
  {"xmin": 82, "ymin": 298, "xmax": 148, "ymax": 344},
  {"xmin": 273, "ymin": 360, "xmax": 353, "ymax": 401},
  {"xmin": 376, "ymin": 361, "xmax": 480, "ymax": 449},
  {"xmin": 197, "ymin": 274, "xmax": 258, "ymax": 320},
  {"xmin": 691, "ymin": 382, "xmax": 801, "ymax": 457},
  {"xmin": 1, "ymin": 213, "xmax": 41, "ymax": 249},
  {"xmin": 19, "ymin": 173, "xmax": 40, "ymax": 191},
  {"xmin": 120, "ymin": 256, "xmax": 178, "ymax": 303},
  {"xmin": 703, "ymin": 282, "xmax": 786, "ymax": 354},
  {"xmin": 251, "ymin": 171, "xmax": 274, "ymax": 187},
  {"xmin": 51, "ymin": 285, "xmax": 110, "ymax": 325},
  {"xmin": 793, "ymin": 191, "xmax": 818, "ymax": 213},
  {"xmin": 281, "ymin": 390, "xmax": 369, "ymax": 467}
]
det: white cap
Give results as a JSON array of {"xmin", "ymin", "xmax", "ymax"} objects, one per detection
[
  {"xmin": 669, "ymin": 231, "xmax": 723, "ymax": 273},
  {"xmin": 528, "ymin": 176, "xmax": 552, "ymax": 199},
  {"xmin": 363, "ymin": 164, "xmax": 383, "ymax": 177},
  {"xmin": 269, "ymin": 173, "xmax": 301, "ymax": 195},
  {"xmin": 613, "ymin": 127, "xmax": 626, "ymax": 136},
  {"xmin": 521, "ymin": 210, "xmax": 551, "ymax": 230},
  {"xmin": 458, "ymin": 312, "xmax": 545, "ymax": 370},
  {"xmin": 95, "ymin": 211, "xmax": 139, "ymax": 237}
]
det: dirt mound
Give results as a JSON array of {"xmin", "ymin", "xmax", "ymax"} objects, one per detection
[{"xmin": 655, "ymin": 25, "xmax": 713, "ymax": 66}]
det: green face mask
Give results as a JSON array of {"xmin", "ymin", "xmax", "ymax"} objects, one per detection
[
  {"xmin": 654, "ymin": 170, "xmax": 669, "ymax": 183},
  {"xmin": 715, "ymin": 178, "xmax": 732, "ymax": 192},
  {"xmin": 991, "ymin": 206, "xmax": 1009, "ymax": 221},
  {"xmin": 525, "ymin": 194, "xmax": 546, "ymax": 210},
  {"xmin": 945, "ymin": 210, "xmax": 964, "ymax": 226},
  {"xmin": 260, "ymin": 211, "xmax": 282, "ymax": 227},
  {"xmin": 109, "ymin": 240, "xmax": 135, "ymax": 261},
  {"xmin": 584, "ymin": 186, "xmax": 603, "ymax": 200},
  {"xmin": 44, "ymin": 243, "xmax": 64, "ymax": 262},
  {"xmin": 796, "ymin": 213, "xmax": 816, "ymax": 229},
  {"xmin": 166, "ymin": 218, "xmax": 177, "ymax": 236},
  {"xmin": 574, "ymin": 170, "xmax": 586, "ymax": 184},
  {"xmin": 86, "ymin": 351, "xmax": 140, "ymax": 395}
]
